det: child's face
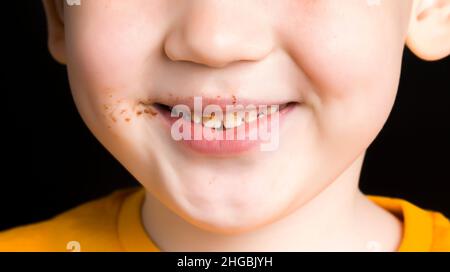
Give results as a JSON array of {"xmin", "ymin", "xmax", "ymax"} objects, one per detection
[{"xmin": 54, "ymin": 1, "xmax": 413, "ymax": 232}]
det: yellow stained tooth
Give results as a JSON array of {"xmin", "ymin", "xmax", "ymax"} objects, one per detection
[
  {"xmin": 203, "ymin": 114, "xmax": 223, "ymax": 129},
  {"xmin": 244, "ymin": 110, "xmax": 258, "ymax": 123},
  {"xmin": 224, "ymin": 112, "xmax": 244, "ymax": 129}
]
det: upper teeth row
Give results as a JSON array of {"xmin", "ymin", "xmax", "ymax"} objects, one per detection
[{"xmin": 176, "ymin": 106, "xmax": 279, "ymax": 129}]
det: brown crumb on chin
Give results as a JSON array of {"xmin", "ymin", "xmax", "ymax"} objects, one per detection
[
  {"xmin": 136, "ymin": 111, "xmax": 143, "ymax": 116},
  {"xmin": 111, "ymin": 117, "xmax": 117, "ymax": 123},
  {"xmin": 125, "ymin": 118, "xmax": 131, "ymax": 122}
]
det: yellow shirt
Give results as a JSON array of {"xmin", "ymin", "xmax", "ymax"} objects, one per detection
[{"xmin": 0, "ymin": 187, "xmax": 448, "ymax": 252}]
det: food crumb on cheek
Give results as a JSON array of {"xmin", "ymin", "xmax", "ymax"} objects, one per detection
[
  {"xmin": 143, "ymin": 108, "xmax": 157, "ymax": 116},
  {"xmin": 103, "ymin": 96, "xmax": 161, "ymax": 128},
  {"xmin": 102, "ymin": 93, "xmax": 137, "ymax": 125},
  {"xmin": 136, "ymin": 98, "xmax": 158, "ymax": 117},
  {"xmin": 138, "ymin": 98, "xmax": 153, "ymax": 106}
]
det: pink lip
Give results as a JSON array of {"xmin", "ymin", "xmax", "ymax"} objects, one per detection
[{"xmin": 152, "ymin": 100, "xmax": 298, "ymax": 156}]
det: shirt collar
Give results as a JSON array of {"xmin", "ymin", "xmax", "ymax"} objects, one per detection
[
  {"xmin": 368, "ymin": 195, "xmax": 434, "ymax": 252},
  {"xmin": 117, "ymin": 187, "xmax": 160, "ymax": 252},
  {"xmin": 117, "ymin": 188, "xmax": 433, "ymax": 252}
]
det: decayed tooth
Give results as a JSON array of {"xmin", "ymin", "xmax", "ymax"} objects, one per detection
[
  {"xmin": 191, "ymin": 113, "xmax": 202, "ymax": 124},
  {"xmin": 257, "ymin": 109, "xmax": 265, "ymax": 118},
  {"xmin": 244, "ymin": 109, "xmax": 258, "ymax": 123},
  {"xmin": 224, "ymin": 112, "xmax": 244, "ymax": 129},
  {"xmin": 203, "ymin": 113, "xmax": 223, "ymax": 129},
  {"xmin": 171, "ymin": 107, "xmax": 191, "ymax": 121}
]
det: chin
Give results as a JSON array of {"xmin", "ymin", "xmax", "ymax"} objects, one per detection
[
  {"xmin": 185, "ymin": 209, "xmax": 277, "ymax": 235},
  {"xmin": 170, "ymin": 184, "xmax": 285, "ymax": 234}
]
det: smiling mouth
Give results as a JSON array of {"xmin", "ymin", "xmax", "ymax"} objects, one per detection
[
  {"xmin": 152, "ymin": 101, "xmax": 296, "ymax": 130},
  {"xmin": 137, "ymin": 96, "xmax": 300, "ymax": 155}
]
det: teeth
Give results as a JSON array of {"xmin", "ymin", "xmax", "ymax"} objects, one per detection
[
  {"xmin": 269, "ymin": 105, "xmax": 279, "ymax": 115},
  {"xmin": 257, "ymin": 105, "xmax": 279, "ymax": 118},
  {"xmin": 203, "ymin": 113, "xmax": 223, "ymax": 129},
  {"xmin": 244, "ymin": 109, "xmax": 258, "ymax": 123},
  {"xmin": 224, "ymin": 112, "xmax": 244, "ymax": 129},
  {"xmin": 172, "ymin": 107, "xmax": 191, "ymax": 121},
  {"xmin": 186, "ymin": 105, "xmax": 283, "ymax": 129}
]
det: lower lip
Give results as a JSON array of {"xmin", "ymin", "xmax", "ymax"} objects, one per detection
[{"xmin": 154, "ymin": 103, "xmax": 297, "ymax": 156}]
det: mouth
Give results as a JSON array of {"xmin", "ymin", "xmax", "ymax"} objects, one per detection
[
  {"xmin": 141, "ymin": 97, "xmax": 300, "ymax": 155},
  {"xmin": 152, "ymin": 101, "xmax": 296, "ymax": 130}
]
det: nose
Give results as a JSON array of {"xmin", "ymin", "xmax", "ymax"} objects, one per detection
[{"xmin": 163, "ymin": 1, "xmax": 274, "ymax": 68}]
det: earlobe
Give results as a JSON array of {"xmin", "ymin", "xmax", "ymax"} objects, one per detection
[
  {"xmin": 42, "ymin": 0, "xmax": 66, "ymax": 64},
  {"xmin": 406, "ymin": 0, "xmax": 450, "ymax": 61}
]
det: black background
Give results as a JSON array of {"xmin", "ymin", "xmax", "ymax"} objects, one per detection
[{"xmin": 2, "ymin": 2, "xmax": 449, "ymax": 231}]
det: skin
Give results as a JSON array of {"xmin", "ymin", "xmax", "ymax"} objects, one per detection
[{"xmin": 43, "ymin": 0, "xmax": 450, "ymax": 251}]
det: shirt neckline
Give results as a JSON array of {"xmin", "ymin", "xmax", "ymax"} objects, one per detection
[
  {"xmin": 117, "ymin": 188, "xmax": 433, "ymax": 252},
  {"xmin": 117, "ymin": 188, "xmax": 160, "ymax": 252},
  {"xmin": 367, "ymin": 195, "xmax": 433, "ymax": 252}
]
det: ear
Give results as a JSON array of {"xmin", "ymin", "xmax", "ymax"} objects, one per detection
[
  {"xmin": 406, "ymin": 0, "xmax": 450, "ymax": 61},
  {"xmin": 42, "ymin": 0, "xmax": 66, "ymax": 64}
]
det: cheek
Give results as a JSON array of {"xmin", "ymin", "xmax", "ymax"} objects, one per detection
[
  {"xmin": 281, "ymin": 3, "xmax": 407, "ymax": 151},
  {"xmin": 66, "ymin": 14, "xmax": 156, "ymax": 89},
  {"xmin": 63, "ymin": 2, "xmax": 169, "ymax": 131}
]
